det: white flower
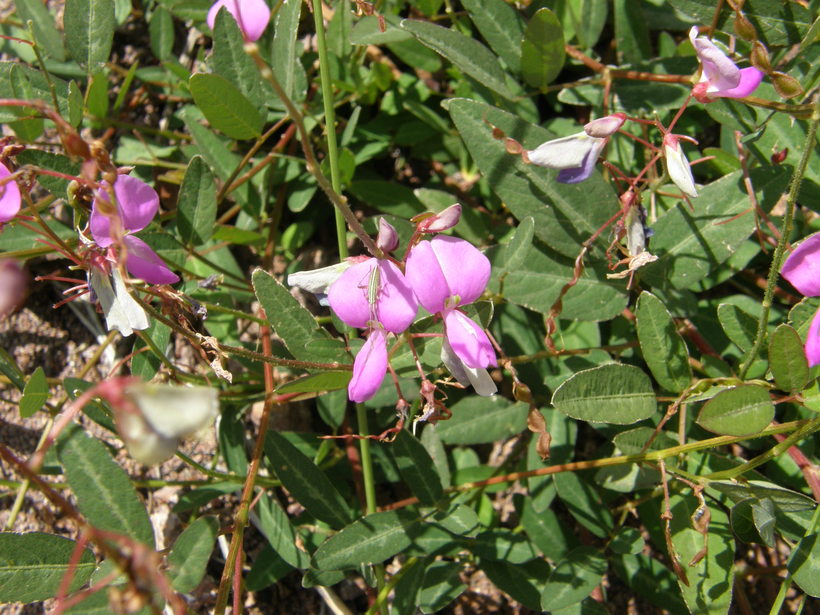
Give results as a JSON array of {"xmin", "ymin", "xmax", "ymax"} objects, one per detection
[{"xmin": 663, "ymin": 134, "xmax": 698, "ymax": 198}]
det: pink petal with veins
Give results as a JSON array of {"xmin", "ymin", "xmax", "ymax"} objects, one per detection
[
  {"xmin": 805, "ymin": 307, "xmax": 820, "ymax": 368},
  {"xmin": 348, "ymin": 328, "xmax": 388, "ymax": 402},
  {"xmin": 0, "ymin": 163, "xmax": 21, "ymax": 223},
  {"xmin": 208, "ymin": 0, "xmax": 271, "ymax": 42},
  {"xmin": 123, "ymin": 235, "xmax": 180, "ymax": 284},
  {"xmin": 443, "ymin": 309, "xmax": 496, "ymax": 369},
  {"xmin": 782, "ymin": 232, "xmax": 820, "ymax": 297},
  {"xmin": 91, "ymin": 176, "xmax": 160, "ymax": 245}
]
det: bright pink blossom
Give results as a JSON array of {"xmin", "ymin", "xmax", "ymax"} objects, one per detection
[
  {"xmin": 327, "ymin": 258, "xmax": 418, "ymax": 402},
  {"xmin": 90, "ymin": 176, "xmax": 179, "ymax": 285},
  {"xmin": 405, "ymin": 236, "xmax": 496, "ymax": 371},
  {"xmin": 208, "ymin": 0, "xmax": 271, "ymax": 42},
  {"xmin": 0, "ymin": 162, "xmax": 21, "ymax": 223},
  {"xmin": 782, "ymin": 232, "xmax": 820, "ymax": 366},
  {"xmin": 689, "ymin": 27, "xmax": 764, "ymax": 101}
]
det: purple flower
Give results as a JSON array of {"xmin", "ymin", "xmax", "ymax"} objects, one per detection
[
  {"xmin": 327, "ymin": 258, "xmax": 418, "ymax": 402},
  {"xmin": 782, "ymin": 232, "xmax": 820, "ymax": 366},
  {"xmin": 208, "ymin": 0, "xmax": 271, "ymax": 42},
  {"xmin": 0, "ymin": 162, "xmax": 22, "ymax": 223},
  {"xmin": 689, "ymin": 27, "xmax": 764, "ymax": 102},
  {"xmin": 90, "ymin": 175, "xmax": 179, "ymax": 285},
  {"xmin": 405, "ymin": 236, "xmax": 496, "ymax": 373}
]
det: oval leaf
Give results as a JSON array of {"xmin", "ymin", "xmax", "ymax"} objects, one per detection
[
  {"xmin": 20, "ymin": 366, "xmax": 49, "ymax": 418},
  {"xmin": 635, "ymin": 291, "xmax": 692, "ymax": 392},
  {"xmin": 0, "ymin": 533, "xmax": 96, "ymax": 603},
  {"xmin": 391, "ymin": 430, "xmax": 443, "ymax": 506},
  {"xmin": 768, "ymin": 324, "xmax": 810, "ymax": 392},
  {"xmin": 696, "ymin": 384, "xmax": 774, "ymax": 436},
  {"xmin": 552, "ymin": 363, "xmax": 657, "ymax": 424},
  {"xmin": 167, "ymin": 516, "xmax": 219, "ymax": 593},
  {"xmin": 541, "ymin": 545, "xmax": 607, "ymax": 611},
  {"xmin": 64, "ymin": 0, "xmax": 115, "ymax": 70},
  {"xmin": 788, "ymin": 533, "xmax": 820, "ymax": 598},
  {"xmin": 521, "ymin": 8, "xmax": 565, "ymax": 89},
  {"xmin": 189, "ymin": 73, "xmax": 263, "ymax": 140},
  {"xmin": 177, "ymin": 156, "xmax": 217, "ymax": 246}
]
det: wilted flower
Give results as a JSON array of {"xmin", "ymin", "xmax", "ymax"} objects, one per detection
[
  {"xmin": 782, "ymin": 232, "xmax": 820, "ymax": 366},
  {"xmin": 327, "ymin": 258, "xmax": 418, "ymax": 402},
  {"xmin": 416, "ymin": 203, "xmax": 462, "ymax": 234},
  {"xmin": 0, "ymin": 162, "xmax": 21, "ymax": 223},
  {"xmin": 663, "ymin": 134, "xmax": 698, "ymax": 198},
  {"xmin": 689, "ymin": 27, "xmax": 764, "ymax": 102},
  {"xmin": 405, "ymin": 236, "xmax": 497, "ymax": 395},
  {"xmin": 208, "ymin": 0, "xmax": 271, "ymax": 42}
]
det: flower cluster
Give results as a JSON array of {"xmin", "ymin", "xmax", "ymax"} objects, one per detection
[
  {"xmin": 291, "ymin": 205, "xmax": 497, "ymax": 403},
  {"xmin": 782, "ymin": 233, "xmax": 820, "ymax": 366}
]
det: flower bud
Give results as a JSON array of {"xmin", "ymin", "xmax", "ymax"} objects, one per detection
[
  {"xmin": 772, "ymin": 72, "xmax": 803, "ymax": 99},
  {"xmin": 0, "ymin": 259, "xmax": 28, "ymax": 319},
  {"xmin": 376, "ymin": 218, "xmax": 399, "ymax": 252},
  {"xmin": 663, "ymin": 134, "xmax": 699, "ymax": 199},
  {"xmin": 750, "ymin": 41, "xmax": 771, "ymax": 73},
  {"xmin": 584, "ymin": 113, "xmax": 626, "ymax": 138},
  {"xmin": 418, "ymin": 203, "xmax": 462, "ymax": 233}
]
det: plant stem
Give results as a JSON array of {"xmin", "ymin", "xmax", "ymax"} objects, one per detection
[
  {"xmin": 739, "ymin": 93, "xmax": 820, "ymax": 379},
  {"xmin": 311, "ymin": 0, "xmax": 348, "ymax": 260}
]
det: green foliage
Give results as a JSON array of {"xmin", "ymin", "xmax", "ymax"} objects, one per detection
[{"xmin": 1, "ymin": 0, "xmax": 817, "ymax": 612}]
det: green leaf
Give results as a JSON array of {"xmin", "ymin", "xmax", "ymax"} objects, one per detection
[
  {"xmin": 717, "ymin": 302, "xmax": 759, "ymax": 352},
  {"xmin": 635, "ymin": 292, "xmax": 692, "ymax": 392},
  {"xmin": 400, "ymin": 20, "xmax": 514, "ymax": 100},
  {"xmin": 461, "ymin": 0, "xmax": 524, "ymax": 73},
  {"xmin": 541, "ymin": 546, "xmax": 607, "ymax": 611},
  {"xmin": 177, "ymin": 156, "xmax": 217, "ymax": 246},
  {"xmin": 167, "ymin": 516, "xmax": 218, "ymax": 593},
  {"xmin": 471, "ymin": 530, "xmax": 538, "ymax": 564},
  {"xmin": 264, "ymin": 430, "xmax": 351, "ymax": 530},
  {"xmin": 611, "ymin": 528, "xmax": 645, "ymax": 555},
  {"xmin": 19, "ymin": 366, "xmax": 48, "ymax": 418},
  {"xmin": 0, "ymin": 347, "xmax": 25, "ymax": 391},
  {"xmin": 0, "ymin": 533, "xmax": 96, "ymax": 602},
  {"xmin": 188, "ymin": 73, "xmax": 263, "ymax": 140},
  {"xmin": 613, "ymin": 0, "xmax": 650, "ymax": 65},
  {"xmin": 418, "ymin": 560, "xmax": 466, "ymax": 613},
  {"xmin": 15, "ymin": 0, "xmax": 66, "ymax": 61},
  {"xmin": 645, "ymin": 167, "xmax": 790, "ymax": 290},
  {"xmin": 434, "ymin": 396, "xmax": 529, "ymax": 445},
  {"xmin": 271, "ymin": 0, "xmax": 305, "ymax": 105},
  {"xmin": 768, "ymin": 324, "xmax": 810, "ymax": 392},
  {"xmin": 391, "ymin": 430, "xmax": 443, "ymax": 506},
  {"xmin": 149, "ymin": 5, "xmax": 174, "ymax": 61},
  {"xmin": 57, "ymin": 424, "xmax": 155, "ymax": 546},
  {"xmin": 64, "ymin": 0, "xmax": 115, "ymax": 70},
  {"xmin": 16, "ymin": 150, "xmax": 81, "ymax": 197},
  {"xmin": 552, "ymin": 363, "xmax": 657, "ymax": 425},
  {"xmin": 275, "ymin": 371, "xmax": 351, "ymax": 395},
  {"xmin": 252, "ymin": 268, "xmax": 346, "ymax": 363},
  {"xmin": 696, "ymin": 385, "xmax": 774, "ymax": 436},
  {"xmin": 212, "ymin": 9, "xmax": 270, "ymax": 113},
  {"xmin": 521, "ymin": 8, "xmax": 565, "ymax": 89},
  {"xmin": 312, "ymin": 510, "xmax": 421, "ymax": 570},
  {"xmin": 554, "ymin": 472, "xmax": 614, "ymax": 538},
  {"xmin": 480, "ymin": 558, "xmax": 547, "ymax": 611},
  {"xmin": 788, "ymin": 533, "xmax": 820, "ymax": 597},
  {"xmin": 255, "ymin": 494, "xmax": 310, "ymax": 569},
  {"xmin": 445, "ymin": 98, "xmax": 618, "ymax": 258},
  {"xmin": 670, "ymin": 494, "xmax": 735, "ymax": 615},
  {"xmin": 709, "ymin": 480, "xmax": 816, "ymax": 512},
  {"xmin": 131, "ymin": 320, "xmax": 171, "ymax": 381}
]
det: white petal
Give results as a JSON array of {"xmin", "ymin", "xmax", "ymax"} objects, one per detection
[
  {"xmin": 527, "ymin": 132, "xmax": 600, "ymax": 169},
  {"xmin": 88, "ymin": 268, "xmax": 149, "ymax": 336},
  {"xmin": 441, "ymin": 338, "xmax": 496, "ymax": 396},
  {"xmin": 664, "ymin": 143, "xmax": 699, "ymax": 198},
  {"xmin": 288, "ymin": 261, "xmax": 352, "ymax": 295},
  {"xmin": 128, "ymin": 384, "xmax": 219, "ymax": 439}
]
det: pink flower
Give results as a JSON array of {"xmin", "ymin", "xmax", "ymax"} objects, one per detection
[
  {"xmin": 782, "ymin": 232, "xmax": 820, "ymax": 366},
  {"xmin": 90, "ymin": 175, "xmax": 179, "ymax": 285},
  {"xmin": 405, "ymin": 236, "xmax": 496, "ymax": 371},
  {"xmin": 327, "ymin": 258, "xmax": 418, "ymax": 402},
  {"xmin": 689, "ymin": 27, "xmax": 764, "ymax": 102},
  {"xmin": 0, "ymin": 162, "xmax": 22, "ymax": 223},
  {"xmin": 207, "ymin": 0, "xmax": 271, "ymax": 42}
]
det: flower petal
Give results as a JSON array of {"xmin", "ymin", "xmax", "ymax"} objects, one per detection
[
  {"xmin": 288, "ymin": 261, "xmax": 353, "ymax": 296},
  {"xmin": 782, "ymin": 232, "xmax": 820, "ymax": 297},
  {"xmin": 328, "ymin": 259, "xmax": 377, "ymax": 328},
  {"xmin": 123, "ymin": 235, "xmax": 180, "ymax": 284},
  {"xmin": 88, "ymin": 267, "xmax": 150, "ymax": 336},
  {"xmin": 664, "ymin": 136, "xmax": 698, "ymax": 198},
  {"xmin": 405, "ymin": 240, "xmax": 450, "ymax": 314},
  {"xmin": 443, "ymin": 309, "xmax": 496, "ymax": 369},
  {"xmin": 91, "ymin": 175, "xmax": 160, "ymax": 245},
  {"xmin": 527, "ymin": 132, "xmax": 598, "ymax": 169},
  {"xmin": 805, "ymin": 307, "xmax": 820, "ymax": 367},
  {"xmin": 376, "ymin": 260, "xmax": 418, "ymax": 334},
  {"xmin": 556, "ymin": 138, "xmax": 605, "ymax": 184},
  {"xmin": 349, "ymin": 329, "xmax": 388, "ymax": 402},
  {"xmin": 441, "ymin": 337, "xmax": 496, "ymax": 396},
  {"xmin": 689, "ymin": 27, "xmax": 740, "ymax": 92},
  {"xmin": 714, "ymin": 66, "xmax": 764, "ymax": 99},
  {"xmin": 0, "ymin": 163, "xmax": 21, "ymax": 223},
  {"xmin": 208, "ymin": 0, "xmax": 271, "ymax": 42}
]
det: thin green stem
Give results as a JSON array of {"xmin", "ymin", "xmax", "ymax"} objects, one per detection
[
  {"xmin": 356, "ymin": 403, "xmax": 377, "ymax": 515},
  {"xmin": 739, "ymin": 93, "xmax": 820, "ymax": 379},
  {"xmin": 310, "ymin": 0, "xmax": 348, "ymax": 260}
]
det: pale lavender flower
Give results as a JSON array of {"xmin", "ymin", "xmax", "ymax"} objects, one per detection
[
  {"xmin": 0, "ymin": 162, "xmax": 21, "ymax": 223},
  {"xmin": 663, "ymin": 134, "xmax": 699, "ymax": 198},
  {"xmin": 208, "ymin": 0, "xmax": 271, "ymax": 42},
  {"xmin": 689, "ymin": 27, "xmax": 764, "ymax": 102},
  {"xmin": 527, "ymin": 132, "xmax": 606, "ymax": 184}
]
